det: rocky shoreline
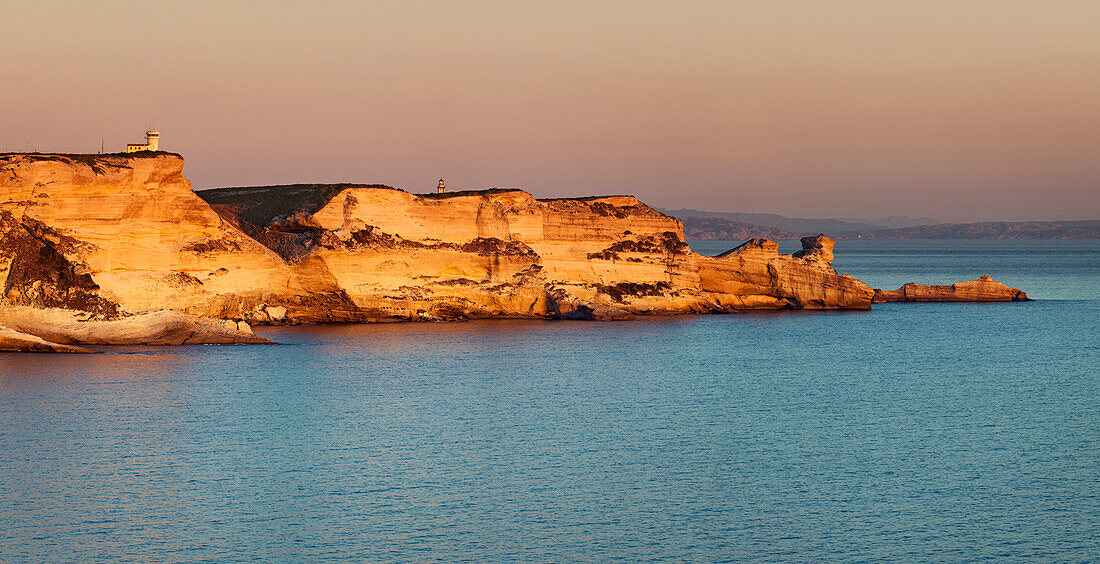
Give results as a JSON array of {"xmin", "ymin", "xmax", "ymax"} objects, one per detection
[{"xmin": 0, "ymin": 152, "xmax": 1029, "ymax": 352}]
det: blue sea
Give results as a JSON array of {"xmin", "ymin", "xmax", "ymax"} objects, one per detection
[{"xmin": 1, "ymin": 240, "xmax": 1097, "ymax": 562}]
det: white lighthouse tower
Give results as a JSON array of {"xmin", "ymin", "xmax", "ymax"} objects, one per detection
[
  {"xmin": 437, "ymin": 179, "xmax": 446, "ymax": 194},
  {"xmin": 125, "ymin": 129, "xmax": 160, "ymax": 153},
  {"xmin": 145, "ymin": 129, "xmax": 159, "ymax": 151}
]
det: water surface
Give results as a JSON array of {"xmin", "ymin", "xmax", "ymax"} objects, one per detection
[{"xmin": 1, "ymin": 241, "xmax": 1097, "ymax": 562}]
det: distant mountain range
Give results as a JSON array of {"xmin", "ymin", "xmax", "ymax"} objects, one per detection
[
  {"xmin": 843, "ymin": 220, "xmax": 1100, "ymax": 240},
  {"xmin": 832, "ymin": 216, "xmax": 943, "ymax": 229},
  {"xmin": 660, "ymin": 209, "xmax": 1100, "ymax": 240},
  {"xmin": 672, "ymin": 217, "xmax": 800, "ymax": 241}
]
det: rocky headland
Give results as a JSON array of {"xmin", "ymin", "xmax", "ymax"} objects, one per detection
[{"xmin": 0, "ymin": 152, "xmax": 1029, "ymax": 351}]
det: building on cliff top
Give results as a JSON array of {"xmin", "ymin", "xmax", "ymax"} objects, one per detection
[
  {"xmin": 438, "ymin": 179, "xmax": 446, "ymax": 194},
  {"xmin": 125, "ymin": 129, "xmax": 160, "ymax": 153}
]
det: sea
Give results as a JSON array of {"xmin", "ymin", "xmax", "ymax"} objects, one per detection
[{"xmin": 1, "ymin": 240, "xmax": 1097, "ymax": 563}]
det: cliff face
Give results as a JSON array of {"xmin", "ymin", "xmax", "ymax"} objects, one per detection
[
  {"xmin": 297, "ymin": 188, "xmax": 708, "ymax": 318},
  {"xmin": 1, "ymin": 152, "xmax": 878, "ymax": 334},
  {"xmin": 204, "ymin": 183, "xmax": 876, "ymax": 318},
  {"xmin": 0, "ymin": 153, "xmax": 358, "ymax": 324}
]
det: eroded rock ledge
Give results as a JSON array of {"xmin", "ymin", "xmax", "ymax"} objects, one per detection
[
  {"xmin": 0, "ymin": 152, "xmax": 1026, "ymax": 350},
  {"xmin": 873, "ymin": 276, "xmax": 1030, "ymax": 303},
  {"xmin": 0, "ymin": 324, "xmax": 97, "ymax": 353}
]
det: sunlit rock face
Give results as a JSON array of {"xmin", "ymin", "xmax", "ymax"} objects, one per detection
[
  {"xmin": 0, "ymin": 153, "xmax": 306, "ymax": 320},
  {"xmin": 0, "ymin": 152, "xmax": 878, "ymax": 345},
  {"xmin": 0, "ymin": 153, "xmax": 379, "ymax": 328},
  {"xmin": 0, "ymin": 306, "xmax": 269, "ymax": 346},
  {"xmin": 698, "ymin": 236, "xmax": 875, "ymax": 310},
  {"xmin": 792, "ymin": 234, "xmax": 835, "ymax": 267},
  {"xmin": 206, "ymin": 183, "xmax": 878, "ymax": 317},
  {"xmin": 873, "ymin": 276, "xmax": 1030, "ymax": 303},
  {"xmin": 291, "ymin": 187, "xmax": 706, "ymax": 318},
  {"xmin": 0, "ymin": 323, "xmax": 96, "ymax": 353}
]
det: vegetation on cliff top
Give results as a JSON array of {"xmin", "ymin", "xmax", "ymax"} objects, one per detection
[
  {"xmin": 0, "ymin": 152, "xmax": 183, "ymax": 176},
  {"xmin": 198, "ymin": 184, "xmax": 397, "ymax": 227},
  {"xmin": 419, "ymin": 188, "xmax": 527, "ymax": 200}
]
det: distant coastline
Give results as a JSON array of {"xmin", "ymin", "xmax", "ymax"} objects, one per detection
[{"xmin": 664, "ymin": 209, "xmax": 1100, "ymax": 240}]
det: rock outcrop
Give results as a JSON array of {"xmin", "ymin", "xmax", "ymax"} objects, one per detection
[
  {"xmin": 0, "ymin": 151, "xmax": 1025, "ymax": 349},
  {"xmin": 0, "ymin": 307, "xmax": 269, "ymax": 346},
  {"xmin": 0, "ymin": 324, "xmax": 97, "ymax": 353},
  {"xmin": 791, "ymin": 234, "xmax": 835, "ymax": 266},
  {"xmin": 699, "ymin": 236, "xmax": 874, "ymax": 310},
  {"xmin": 873, "ymin": 276, "xmax": 1030, "ymax": 303}
]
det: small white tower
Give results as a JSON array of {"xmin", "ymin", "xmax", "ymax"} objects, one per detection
[
  {"xmin": 145, "ymin": 129, "xmax": 159, "ymax": 151},
  {"xmin": 438, "ymin": 179, "xmax": 446, "ymax": 194},
  {"xmin": 125, "ymin": 129, "xmax": 161, "ymax": 153}
]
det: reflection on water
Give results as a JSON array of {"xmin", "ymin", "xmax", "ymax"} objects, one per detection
[{"xmin": 1, "ymin": 242, "xmax": 1098, "ymax": 562}]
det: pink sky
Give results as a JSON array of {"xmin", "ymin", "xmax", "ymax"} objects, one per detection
[{"xmin": 3, "ymin": 1, "xmax": 1098, "ymax": 221}]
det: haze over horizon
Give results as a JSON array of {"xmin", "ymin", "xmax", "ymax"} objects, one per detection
[{"xmin": 3, "ymin": 1, "xmax": 1098, "ymax": 222}]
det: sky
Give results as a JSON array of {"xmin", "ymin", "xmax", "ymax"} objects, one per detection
[{"xmin": 2, "ymin": 1, "xmax": 1098, "ymax": 222}]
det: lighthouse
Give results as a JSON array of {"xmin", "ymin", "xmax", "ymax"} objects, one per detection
[
  {"xmin": 438, "ymin": 179, "xmax": 446, "ymax": 194},
  {"xmin": 145, "ymin": 129, "xmax": 159, "ymax": 151},
  {"xmin": 125, "ymin": 129, "xmax": 160, "ymax": 153}
]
